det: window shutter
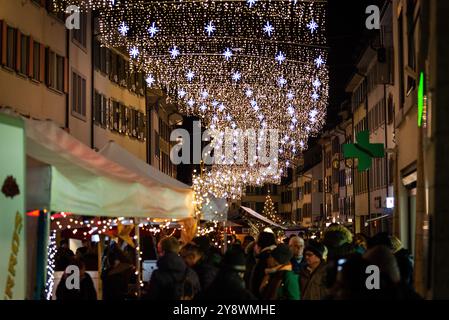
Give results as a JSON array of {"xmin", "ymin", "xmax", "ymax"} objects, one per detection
[
  {"xmin": 39, "ymin": 44, "xmax": 45, "ymax": 82},
  {"xmin": 15, "ymin": 30, "xmax": 21, "ymax": 72},
  {"xmin": 64, "ymin": 57, "xmax": 69, "ymax": 93},
  {"xmin": 28, "ymin": 36, "xmax": 33, "ymax": 77},
  {"xmin": 45, "ymin": 47, "xmax": 50, "ymax": 86},
  {"xmin": 1, "ymin": 21, "xmax": 6, "ymax": 65}
]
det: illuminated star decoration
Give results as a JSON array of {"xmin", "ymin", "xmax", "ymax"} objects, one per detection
[
  {"xmin": 245, "ymin": 89, "xmax": 253, "ymax": 98},
  {"xmin": 232, "ymin": 71, "xmax": 241, "ymax": 82},
  {"xmin": 263, "ymin": 21, "xmax": 274, "ymax": 37},
  {"xmin": 313, "ymin": 79, "xmax": 321, "ymax": 88},
  {"xmin": 205, "ymin": 21, "xmax": 216, "ymax": 36},
  {"xmin": 277, "ymin": 76, "xmax": 287, "ymax": 87},
  {"xmin": 312, "ymin": 92, "xmax": 319, "ymax": 101},
  {"xmin": 218, "ymin": 103, "xmax": 225, "ymax": 112},
  {"xmin": 287, "ymin": 91, "xmax": 295, "ymax": 100},
  {"xmin": 275, "ymin": 51, "xmax": 286, "ymax": 64},
  {"xmin": 148, "ymin": 22, "xmax": 160, "ymax": 38},
  {"xmin": 186, "ymin": 70, "xmax": 195, "ymax": 82},
  {"xmin": 187, "ymin": 98, "xmax": 195, "ymax": 107},
  {"xmin": 314, "ymin": 55, "xmax": 324, "ymax": 68},
  {"xmin": 169, "ymin": 46, "xmax": 180, "ymax": 59},
  {"xmin": 200, "ymin": 104, "xmax": 207, "ymax": 112},
  {"xmin": 247, "ymin": 0, "xmax": 257, "ymax": 8},
  {"xmin": 223, "ymin": 48, "xmax": 233, "ymax": 61},
  {"xmin": 307, "ymin": 19, "xmax": 319, "ymax": 33},
  {"xmin": 129, "ymin": 47, "xmax": 139, "ymax": 58},
  {"xmin": 201, "ymin": 90, "xmax": 209, "ymax": 99},
  {"xmin": 178, "ymin": 88, "xmax": 187, "ymax": 98},
  {"xmin": 145, "ymin": 74, "xmax": 155, "ymax": 86},
  {"xmin": 118, "ymin": 22, "xmax": 129, "ymax": 36}
]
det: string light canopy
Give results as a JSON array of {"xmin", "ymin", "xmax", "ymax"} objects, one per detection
[{"xmin": 51, "ymin": 0, "xmax": 328, "ymax": 198}]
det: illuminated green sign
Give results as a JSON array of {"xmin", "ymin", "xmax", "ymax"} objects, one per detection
[{"xmin": 418, "ymin": 72, "xmax": 424, "ymax": 127}]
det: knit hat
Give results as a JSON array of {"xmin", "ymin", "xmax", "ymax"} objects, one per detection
[
  {"xmin": 271, "ymin": 244, "xmax": 293, "ymax": 265},
  {"xmin": 223, "ymin": 248, "xmax": 246, "ymax": 272},
  {"xmin": 304, "ymin": 240, "xmax": 327, "ymax": 260},
  {"xmin": 257, "ymin": 231, "xmax": 277, "ymax": 249}
]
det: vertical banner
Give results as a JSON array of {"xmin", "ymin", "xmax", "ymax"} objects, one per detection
[{"xmin": 0, "ymin": 113, "xmax": 26, "ymax": 300}]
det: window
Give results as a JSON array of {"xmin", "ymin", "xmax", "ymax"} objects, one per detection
[
  {"xmin": 94, "ymin": 91, "xmax": 108, "ymax": 127},
  {"xmin": 339, "ymin": 170, "xmax": 345, "ymax": 187},
  {"xmin": 72, "ymin": 13, "xmax": 87, "ymax": 48},
  {"xmin": 6, "ymin": 26, "xmax": 16, "ymax": 70},
  {"xmin": 318, "ymin": 179, "xmax": 323, "ymax": 192},
  {"xmin": 155, "ymin": 131, "xmax": 160, "ymax": 158},
  {"xmin": 46, "ymin": 49, "xmax": 65, "ymax": 92},
  {"xmin": 332, "ymin": 194, "xmax": 339, "ymax": 212},
  {"xmin": 19, "ymin": 34, "xmax": 30, "ymax": 75},
  {"xmin": 32, "ymin": 41, "xmax": 42, "ymax": 81},
  {"xmin": 72, "ymin": 71, "xmax": 86, "ymax": 118}
]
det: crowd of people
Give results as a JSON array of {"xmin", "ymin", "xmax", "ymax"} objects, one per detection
[{"xmin": 53, "ymin": 224, "xmax": 421, "ymax": 300}]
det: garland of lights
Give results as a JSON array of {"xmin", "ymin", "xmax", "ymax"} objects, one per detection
[
  {"xmin": 45, "ymin": 231, "xmax": 57, "ymax": 300},
  {"xmin": 51, "ymin": 0, "xmax": 328, "ymax": 199}
]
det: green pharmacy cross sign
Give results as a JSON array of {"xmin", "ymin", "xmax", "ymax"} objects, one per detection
[{"xmin": 343, "ymin": 130, "xmax": 385, "ymax": 172}]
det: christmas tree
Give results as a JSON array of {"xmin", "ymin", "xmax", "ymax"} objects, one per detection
[{"xmin": 262, "ymin": 191, "xmax": 282, "ymax": 224}]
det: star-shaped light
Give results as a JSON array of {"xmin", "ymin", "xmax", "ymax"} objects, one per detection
[
  {"xmin": 277, "ymin": 76, "xmax": 287, "ymax": 87},
  {"xmin": 310, "ymin": 109, "xmax": 318, "ymax": 118},
  {"xmin": 314, "ymin": 55, "xmax": 324, "ymax": 68},
  {"xmin": 245, "ymin": 89, "xmax": 253, "ymax": 98},
  {"xmin": 187, "ymin": 98, "xmax": 195, "ymax": 107},
  {"xmin": 287, "ymin": 105, "xmax": 295, "ymax": 115},
  {"xmin": 186, "ymin": 70, "xmax": 195, "ymax": 82},
  {"xmin": 307, "ymin": 19, "xmax": 319, "ymax": 33},
  {"xmin": 148, "ymin": 22, "xmax": 159, "ymax": 38},
  {"xmin": 212, "ymin": 100, "xmax": 219, "ymax": 107},
  {"xmin": 223, "ymin": 48, "xmax": 233, "ymax": 61},
  {"xmin": 232, "ymin": 71, "xmax": 241, "ymax": 82},
  {"xmin": 292, "ymin": 117, "xmax": 297, "ymax": 124},
  {"xmin": 311, "ymin": 92, "xmax": 319, "ymax": 101},
  {"xmin": 247, "ymin": 0, "xmax": 257, "ymax": 8},
  {"xmin": 286, "ymin": 91, "xmax": 295, "ymax": 100},
  {"xmin": 226, "ymin": 114, "xmax": 232, "ymax": 121},
  {"xmin": 145, "ymin": 74, "xmax": 155, "ymax": 86},
  {"xmin": 129, "ymin": 47, "xmax": 139, "ymax": 59},
  {"xmin": 178, "ymin": 88, "xmax": 187, "ymax": 98},
  {"xmin": 205, "ymin": 21, "xmax": 216, "ymax": 36},
  {"xmin": 313, "ymin": 79, "xmax": 321, "ymax": 88},
  {"xmin": 250, "ymin": 99, "xmax": 257, "ymax": 107},
  {"xmin": 200, "ymin": 104, "xmax": 207, "ymax": 112},
  {"xmin": 201, "ymin": 90, "xmax": 209, "ymax": 99},
  {"xmin": 169, "ymin": 46, "xmax": 180, "ymax": 59},
  {"xmin": 263, "ymin": 21, "xmax": 274, "ymax": 37},
  {"xmin": 118, "ymin": 22, "xmax": 129, "ymax": 36},
  {"xmin": 275, "ymin": 51, "xmax": 286, "ymax": 64},
  {"xmin": 218, "ymin": 104, "xmax": 225, "ymax": 112}
]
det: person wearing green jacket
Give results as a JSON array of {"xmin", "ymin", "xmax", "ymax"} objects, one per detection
[{"xmin": 259, "ymin": 244, "xmax": 300, "ymax": 300}]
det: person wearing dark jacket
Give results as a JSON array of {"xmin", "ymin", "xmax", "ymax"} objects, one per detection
[
  {"xmin": 101, "ymin": 247, "xmax": 133, "ymax": 300},
  {"xmin": 249, "ymin": 232, "xmax": 277, "ymax": 297},
  {"xmin": 289, "ymin": 236, "xmax": 306, "ymax": 274},
  {"xmin": 146, "ymin": 236, "xmax": 201, "ymax": 300},
  {"xmin": 180, "ymin": 243, "xmax": 218, "ymax": 292},
  {"xmin": 56, "ymin": 258, "xmax": 97, "ymax": 300},
  {"xmin": 300, "ymin": 240, "xmax": 328, "ymax": 300},
  {"xmin": 390, "ymin": 236, "xmax": 414, "ymax": 287},
  {"xmin": 260, "ymin": 244, "xmax": 300, "ymax": 300},
  {"xmin": 198, "ymin": 247, "xmax": 255, "ymax": 300}
]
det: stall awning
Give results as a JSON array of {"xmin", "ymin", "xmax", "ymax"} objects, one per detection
[
  {"xmin": 240, "ymin": 206, "xmax": 287, "ymax": 230},
  {"xmin": 21, "ymin": 114, "xmax": 194, "ymax": 219}
]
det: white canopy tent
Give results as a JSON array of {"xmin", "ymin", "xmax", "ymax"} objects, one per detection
[
  {"xmin": 240, "ymin": 206, "xmax": 287, "ymax": 230},
  {"xmin": 98, "ymin": 141, "xmax": 228, "ymax": 221},
  {"xmin": 21, "ymin": 114, "xmax": 193, "ymax": 219}
]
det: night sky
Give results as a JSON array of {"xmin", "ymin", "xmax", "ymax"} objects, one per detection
[{"xmin": 325, "ymin": 0, "xmax": 385, "ymax": 129}]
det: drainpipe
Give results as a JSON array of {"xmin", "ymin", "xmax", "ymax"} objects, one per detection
[{"xmin": 65, "ymin": 29, "xmax": 70, "ymax": 129}]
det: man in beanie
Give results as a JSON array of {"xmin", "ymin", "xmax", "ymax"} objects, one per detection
[
  {"xmin": 249, "ymin": 232, "xmax": 277, "ymax": 297},
  {"xmin": 300, "ymin": 240, "xmax": 328, "ymax": 300},
  {"xmin": 198, "ymin": 247, "xmax": 255, "ymax": 300},
  {"xmin": 259, "ymin": 244, "xmax": 300, "ymax": 300}
]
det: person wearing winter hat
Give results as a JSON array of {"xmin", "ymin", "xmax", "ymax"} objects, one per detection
[
  {"xmin": 249, "ymin": 232, "xmax": 277, "ymax": 297},
  {"xmin": 259, "ymin": 244, "xmax": 300, "ymax": 300},
  {"xmin": 197, "ymin": 247, "xmax": 255, "ymax": 300},
  {"xmin": 299, "ymin": 240, "xmax": 328, "ymax": 300}
]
